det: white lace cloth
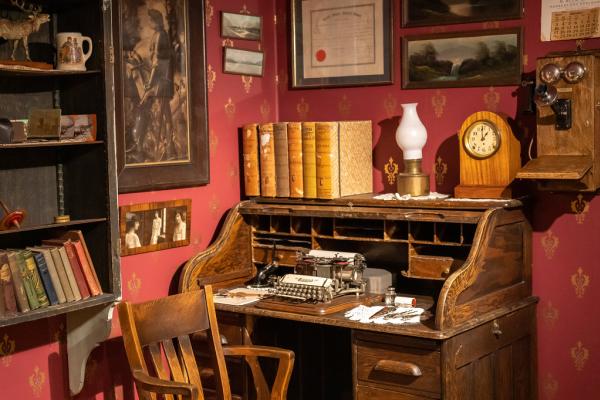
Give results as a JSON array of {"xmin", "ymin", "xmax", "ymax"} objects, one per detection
[{"xmin": 373, "ymin": 192, "xmax": 449, "ymax": 201}]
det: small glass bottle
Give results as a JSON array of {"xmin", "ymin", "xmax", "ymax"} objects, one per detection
[{"xmin": 385, "ymin": 286, "xmax": 396, "ymax": 306}]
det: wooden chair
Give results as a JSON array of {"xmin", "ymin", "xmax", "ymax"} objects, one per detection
[{"xmin": 118, "ymin": 285, "xmax": 294, "ymax": 400}]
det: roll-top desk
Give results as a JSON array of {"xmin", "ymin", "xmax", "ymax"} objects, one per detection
[{"xmin": 179, "ymin": 195, "xmax": 537, "ymax": 399}]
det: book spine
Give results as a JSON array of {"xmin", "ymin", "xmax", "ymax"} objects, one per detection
[
  {"xmin": 63, "ymin": 242, "xmax": 91, "ymax": 299},
  {"xmin": 39, "ymin": 250, "xmax": 66, "ymax": 303},
  {"xmin": 16, "ymin": 252, "xmax": 40, "ymax": 310},
  {"xmin": 72, "ymin": 241, "xmax": 101, "ymax": 296},
  {"xmin": 0, "ymin": 254, "xmax": 17, "ymax": 314},
  {"xmin": 259, "ymin": 123, "xmax": 277, "ymax": 197},
  {"xmin": 32, "ymin": 253, "xmax": 58, "ymax": 305},
  {"xmin": 71, "ymin": 232, "xmax": 102, "ymax": 295},
  {"xmin": 22, "ymin": 251, "xmax": 50, "ymax": 307},
  {"xmin": 58, "ymin": 247, "xmax": 82, "ymax": 301},
  {"xmin": 315, "ymin": 122, "xmax": 340, "ymax": 199},
  {"xmin": 7, "ymin": 252, "xmax": 30, "ymax": 312},
  {"xmin": 273, "ymin": 122, "xmax": 290, "ymax": 197},
  {"xmin": 287, "ymin": 122, "xmax": 304, "ymax": 198},
  {"xmin": 302, "ymin": 122, "xmax": 317, "ymax": 199},
  {"xmin": 49, "ymin": 248, "xmax": 75, "ymax": 302},
  {"xmin": 242, "ymin": 123, "xmax": 261, "ymax": 197}
]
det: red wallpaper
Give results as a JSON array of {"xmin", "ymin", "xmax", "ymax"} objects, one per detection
[
  {"xmin": 1, "ymin": 0, "xmax": 599, "ymax": 398},
  {"xmin": 275, "ymin": 0, "xmax": 600, "ymax": 399}
]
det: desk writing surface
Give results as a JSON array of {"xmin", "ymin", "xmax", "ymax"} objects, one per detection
[{"xmin": 214, "ymin": 297, "xmax": 536, "ymax": 340}]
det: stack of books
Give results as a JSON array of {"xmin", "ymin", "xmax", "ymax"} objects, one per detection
[
  {"xmin": 242, "ymin": 121, "xmax": 373, "ymax": 200},
  {"xmin": 0, "ymin": 230, "xmax": 103, "ymax": 316}
]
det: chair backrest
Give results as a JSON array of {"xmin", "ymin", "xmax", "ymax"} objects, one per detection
[{"xmin": 118, "ymin": 285, "xmax": 231, "ymax": 400}]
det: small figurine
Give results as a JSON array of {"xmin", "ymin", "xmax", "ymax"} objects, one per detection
[
  {"xmin": 0, "ymin": 200, "xmax": 25, "ymax": 230},
  {"xmin": 0, "ymin": 0, "xmax": 50, "ymax": 61}
]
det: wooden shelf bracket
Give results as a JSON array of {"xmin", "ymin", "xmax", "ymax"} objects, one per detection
[{"xmin": 67, "ymin": 302, "xmax": 115, "ymax": 395}]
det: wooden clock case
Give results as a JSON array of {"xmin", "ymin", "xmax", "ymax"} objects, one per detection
[{"xmin": 455, "ymin": 111, "xmax": 521, "ymax": 199}]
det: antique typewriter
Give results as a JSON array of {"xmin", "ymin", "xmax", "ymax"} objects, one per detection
[{"xmin": 270, "ymin": 250, "xmax": 367, "ymax": 303}]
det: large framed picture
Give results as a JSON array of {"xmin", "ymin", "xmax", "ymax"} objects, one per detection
[
  {"xmin": 402, "ymin": 28, "xmax": 522, "ymax": 89},
  {"xmin": 120, "ymin": 199, "xmax": 191, "ymax": 256},
  {"xmin": 402, "ymin": 0, "xmax": 522, "ymax": 27},
  {"xmin": 291, "ymin": 0, "xmax": 393, "ymax": 88},
  {"xmin": 114, "ymin": 0, "xmax": 209, "ymax": 193}
]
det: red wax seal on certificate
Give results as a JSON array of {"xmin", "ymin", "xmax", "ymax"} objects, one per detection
[{"xmin": 315, "ymin": 49, "xmax": 326, "ymax": 62}]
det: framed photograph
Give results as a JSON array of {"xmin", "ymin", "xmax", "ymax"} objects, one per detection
[
  {"xmin": 114, "ymin": 0, "xmax": 209, "ymax": 193},
  {"xmin": 223, "ymin": 47, "xmax": 264, "ymax": 77},
  {"xmin": 221, "ymin": 11, "xmax": 262, "ymax": 41},
  {"xmin": 402, "ymin": 0, "xmax": 522, "ymax": 27},
  {"xmin": 291, "ymin": 0, "xmax": 393, "ymax": 88},
  {"xmin": 120, "ymin": 199, "xmax": 191, "ymax": 256},
  {"xmin": 402, "ymin": 28, "xmax": 522, "ymax": 89},
  {"xmin": 28, "ymin": 109, "xmax": 61, "ymax": 139}
]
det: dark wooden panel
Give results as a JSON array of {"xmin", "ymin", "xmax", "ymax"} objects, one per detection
[
  {"xmin": 472, "ymin": 355, "xmax": 493, "ymax": 400},
  {"xmin": 356, "ymin": 385, "xmax": 437, "ymax": 400},
  {"xmin": 495, "ymin": 345, "xmax": 513, "ymax": 400},
  {"xmin": 513, "ymin": 336, "xmax": 532, "ymax": 400}
]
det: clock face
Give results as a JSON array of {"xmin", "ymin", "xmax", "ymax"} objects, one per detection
[{"xmin": 463, "ymin": 121, "xmax": 501, "ymax": 159}]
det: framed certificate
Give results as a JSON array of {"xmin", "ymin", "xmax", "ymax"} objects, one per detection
[{"xmin": 291, "ymin": 0, "xmax": 393, "ymax": 88}]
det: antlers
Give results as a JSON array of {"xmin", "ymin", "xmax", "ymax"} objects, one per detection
[{"xmin": 10, "ymin": 0, "xmax": 42, "ymax": 15}]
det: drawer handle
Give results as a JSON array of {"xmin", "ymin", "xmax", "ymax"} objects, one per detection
[{"xmin": 373, "ymin": 360, "xmax": 422, "ymax": 377}]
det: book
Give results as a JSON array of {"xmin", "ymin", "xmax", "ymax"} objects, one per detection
[
  {"xmin": 315, "ymin": 122, "xmax": 341, "ymax": 199},
  {"xmin": 259, "ymin": 123, "xmax": 277, "ymax": 197},
  {"xmin": 287, "ymin": 122, "xmax": 304, "ymax": 198},
  {"xmin": 273, "ymin": 122, "xmax": 290, "ymax": 197},
  {"xmin": 32, "ymin": 252, "xmax": 58, "ymax": 306},
  {"xmin": 302, "ymin": 122, "xmax": 317, "ymax": 199},
  {"xmin": 42, "ymin": 239, "xmax": 90, "ymax": 300},
  {"xmin": 30, "ymin": 247, "xmax": 66, "ymax": 304},
  {"xmin": 62, "ymin": 231, "xmax": 102, "ymax": 295},
  {"xmin": 46, "ymin": 246, "xmax": 78, "ymax": 302},
  {"xmin": 21, "ymin": 250, "xmax": 50, "ymax": 308},
  {"xmin": 70, "ymin": 240, "xmax": 101, "ymax": 296},
  {"xmin": 50, "ymin": 240, "xmax": 91, "ymax": 299},
  {"xmin": 338, "ymin": 121, "xmax": 373, "ymax": 197},
  {"xmin": 14, "ymin": 251, "xmax": 39, "ymax": 310},
  {"xmin": 0, "ymin": 252, "xmax": 17, "ymax": 314},
  {"xmin": 6, "ymin": 251, "xmax": 30, "ymax": 312},
  {"xmin": 242, "ymin": 123, "xmax": 261, "ymax": 197}
]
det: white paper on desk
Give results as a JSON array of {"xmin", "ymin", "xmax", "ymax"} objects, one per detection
[
  {"xmin": 308, "ymin": 249, "xmax": 359, "ymax": 259},
  {"xmin": 213, "ymin": 288, "xmax": 264, "ymax": 306}
]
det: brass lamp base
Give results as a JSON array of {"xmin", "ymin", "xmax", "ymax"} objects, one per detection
[
  {"xmin": 396, "ymin": 159, "xmax": 430, "ymax": 197},
  {"xmin": 55, "ymin": 215, "xmax": 71, "ymax": 224}
]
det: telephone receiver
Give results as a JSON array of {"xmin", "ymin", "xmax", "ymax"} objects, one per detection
[{"xmin": 249, "ymin": 240, "xmax": 280, "ymax": 288}]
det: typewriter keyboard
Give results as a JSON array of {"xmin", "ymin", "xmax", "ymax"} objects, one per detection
[{"xmin": 273, "ymin": 274, "xmax": 334, "ymax": 302}]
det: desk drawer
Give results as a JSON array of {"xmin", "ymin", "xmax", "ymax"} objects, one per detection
[
  {"xmin": 354, "ymin": 332, "xmax": 441, "ymax": 396},
  {"xmin": 356, "ymin": 385, "xmax": 436, "ymax": 400}
]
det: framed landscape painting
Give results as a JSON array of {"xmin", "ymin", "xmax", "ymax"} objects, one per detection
[
  {"xmin": 402, "ymin": 0, "xmax": 522, "ymax": 27},
  {"xmin": 402, "ymin": 28, "xmax": 522, "ymax": 89},
  {"xmin": 114, "ymin": 0, "xmax": 209, "ymax": 193}
]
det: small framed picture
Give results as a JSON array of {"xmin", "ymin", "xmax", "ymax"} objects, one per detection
[
  {"xmin": 402, "ymin": 0, "xmax": 522, "ymax": 27},
  {"xmin": 221, "ymin": 11, "xmax": 262, "ymax": 41},
  {"xmin": 223, "ymin": 47, "xmax": 264, "ymax": 77},
  {"xmin": 120, "ymin": 199, "xmax": 191, "ymax": 256}
]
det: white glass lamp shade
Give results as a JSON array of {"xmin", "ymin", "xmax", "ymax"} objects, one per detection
[{"xmin": 396, "ymin": 103, "xmax": 427, "ymax": 160}]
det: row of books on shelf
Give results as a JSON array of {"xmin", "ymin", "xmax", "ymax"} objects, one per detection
[
  {"xmin": 0, "ymin": 230, "xmax": 103, "ymax": 317},
  {"xmin": 242, "ymin": 120, "xmax": 373, "ymax": 200}
]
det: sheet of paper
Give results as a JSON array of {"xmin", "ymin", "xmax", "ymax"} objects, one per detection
[
  {"xmin": 541, "ymin": 0, "xmax": 600, "ymax": 41},
  {"xmin": 213, "ymin": 288, "xmax": 268, "ymax": 306},
  {"xmin": 301, "ymin": 0, "xmax": 385, "ymax": 78}
]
